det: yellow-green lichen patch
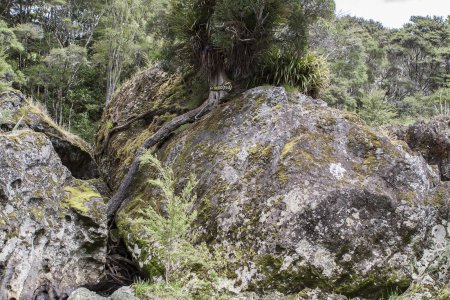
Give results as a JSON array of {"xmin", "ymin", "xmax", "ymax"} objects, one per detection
[
  {"xmin": 346, "ymin": 125, "xmax": 394, "ymax": 174},
  {"xmin": 30, "ymin": 207, "xmax": 45, "ymax": 222},
  {"xmin": 248, "ymin": 144, "xmax": 274, "ymax": 164},
  {"xmin": 105, "ymin": 120, "xmax": 114, "ymax": 130},
  {"xmin": 226, "ymin": 146, "xmax": 239, "ymax": 160},
  {"xmin": 0, "ymin": 212, "xmax": 18, "ymax": 227},
  {"xmin": 281, "ymin": 139, "xmax": 298, "ymax": 161},
  {"xmin": 277, "ymin": 163, "xmax": 289, "ymax": 184},
  {"xmin": 398, "ymin": 191, "xmax": 418, "ymax": 206},
  {"xmin": 62, "ymin": 185, "xmax": 101, "ymax": 214},
  {"xmin": 425, "ymin": 186, "xmax": 448, "ymax": 207},
  {"xmin": 255, "ymin": 96, "xmax": 266, "ymax": 110}
]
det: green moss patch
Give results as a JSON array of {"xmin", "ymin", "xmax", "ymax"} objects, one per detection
[{"xmin": 63, "ymin": 185, "xmax": 101, "ymax": 214}]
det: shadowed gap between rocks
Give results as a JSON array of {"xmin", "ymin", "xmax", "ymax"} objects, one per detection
[
  {"xmin": 83, "ymin": 222, "xmax": 149, "ymax": 296},
  {"xmin": 46, "ymin": 136, "xmax": 100, "ymax": 180}
]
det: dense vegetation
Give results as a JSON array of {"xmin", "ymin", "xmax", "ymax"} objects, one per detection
[
  {"xmin": 0, "ymin": 0, "xmax": 448, "ymax": 137},
  {"xmin": 311, "ymin": 15, "xmax": 450, "ymax": 125},
  {"xmin": 0, "ymin": 1, "xmax": 449, "ymax": 298}
]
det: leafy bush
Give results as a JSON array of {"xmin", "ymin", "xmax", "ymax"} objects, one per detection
[
  {"xmin": 132, "ymin": 152, "xmax": 235, "ymax": 299},
  {"xmin": 256, "ymin": 49, "xmax": 330, "ymax": 97},
  {"xmin": 320, "ymin": 84, "xmax": 358, "ymax": 110},
  {"xmin": 137, "ymin": 151, "xmax": 211, "ymax": 285},
  {"xmin": 426, "ymin": 87, "xmax": 450, "ymax": 117},
  {"xmin": 358, "ymin": 89, "xmax": 397, "ymax": 126}
]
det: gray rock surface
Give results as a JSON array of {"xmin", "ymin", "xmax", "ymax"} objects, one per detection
[
  {"xmin": 110, "ymin": 86, "xmax": 449, "ymax": 298},
  {"xmin": 68, "ymin": 288, "xmax": 108, "ymax": 300},
  {"xmin": 0, "ymin": 91, "xmax": 100, "ymax": 179},
  {"xmin": 68, "ymin": 286, "xmax": 139, "ymax": 300},
  {"xmin": 110, "ymin": 286, "xmax": 140, "ymax": 300},
  {"xmin": 0, "ymin": 130, "xmax": 107, "ymax": 299},
  {"xmin": 388, "ymin": 118, "xmax": 450, "ymax": 181}
]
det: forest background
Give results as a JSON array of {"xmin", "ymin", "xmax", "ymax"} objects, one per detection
[{"xmin": 0, "ymin": 0, "xmax": 448, "ymax": 142}]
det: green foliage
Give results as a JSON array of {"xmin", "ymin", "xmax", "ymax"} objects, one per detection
[
  {"xmin": 0, "ymin": 20, "xmax": 24, "ymax": 53},
  {"xmin": 0, "ymin": 20, "xmax": 24, "ymax": 90},
  {"xmin": 358, "ymin": 90, "xmax": 397, "ymax": 126},
  {"xmin": 137, "ymin": 151, "xmax": 211, "ymax": 285},
  {"xmin": 0, "ymin": 0, "xmax": 106, "ymax": 141},
  {"xmin": 0, "ymin": 109, "xmax": 13, "ymax": 126},
  {"xmin": 311, "ymin": 14, "xmax": 449, "ymax": 125},
  {"xmin": 167, "ymin": 0, "xmax": 334, "ymax": 83},
  {"xmin": 386, "ymin": 16, "xmax": 450, "ymax": 97},
  {"xmin": 257, "ymin": 49, "xmax": 329, "ymax": 97},
  {"xmin": 311, "ymin": 16, "xmax": 380, "ymax": 109},
  {"xmin": 427, "ymin": 87, "xmax": 450, "ymax": 117},
  {"xmin": 134, "ymin": 280, "xmax": 189, "ymax": 299},
  {"xmin": 94, "ymin": 0, "xmax": 155, "ymax": 104}
]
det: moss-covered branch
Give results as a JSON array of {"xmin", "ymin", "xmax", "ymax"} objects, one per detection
[{"xmin": 107, "ymin": 96, "xmax": 222, "ymax": 218}]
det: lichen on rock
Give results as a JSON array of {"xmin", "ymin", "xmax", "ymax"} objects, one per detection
[
  {"xmin": 0, "ymin": 130, "xmax": 107, "ymax": 299},
  {"xmin": 98, "ymin": 83, "xmax": 449, "ymax": 298},
  {"xmin": 0, "ymin": 91, "xmax": 100, "ymax": 180}
]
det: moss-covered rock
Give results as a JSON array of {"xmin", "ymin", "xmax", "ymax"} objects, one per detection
[
  {"xmin": 0, "ymin": 130, "xmax": 107, "ymax": 299},
  {"xmin": 0, "ymin": 91, "xmax": 99, "ymax": 179},
  {"xmin": 94, "ymin": 66, "xmax": 207, "ymax": 190},
  {"xmin": 101, "ymin": 85, "xmax": 449, "ymax": 299}
]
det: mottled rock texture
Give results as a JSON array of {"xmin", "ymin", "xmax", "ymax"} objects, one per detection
[
  {"xmin": 389, "ymin": 118, "xmax": 450, "ymax": 181},
  {"xmin": 94, "ymin": 66, "xmax": 207, "ymax": 190},
  {"xmin": 68, "ymin": 286, "xmax": 139, "ymax": 300},
  {"xmin": 0, "ymin": 91, "xmax": 99, "ymax": 179},
  {"xmin": 98, "ymin": 81, "xmax": 449, "ymax": 299},
  {"xmin": 0, "ymin": 111, "xmax": 107, "ymax": 298}
]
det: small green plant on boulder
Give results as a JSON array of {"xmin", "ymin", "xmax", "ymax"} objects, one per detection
[{"xmin": 135, "ymin": 151, "xmax": 219, "ymax": 298}]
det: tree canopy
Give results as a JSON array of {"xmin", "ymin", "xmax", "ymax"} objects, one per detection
[
  {"xmin": 168, "ymin": 0, "xmax": 334, "ymax": 83},
  {"xmin": 0, "ymin": 0, "xmax": 448, "ymax": 140}
]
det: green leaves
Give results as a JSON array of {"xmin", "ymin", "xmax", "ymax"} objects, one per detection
[
  {"xmin": 0, "ymin": 20, "xmax": 24, "ymax": 53},
  {"xmin": 257, "ymin": 48, "xmax": 329, "ymax": 96},
  {"xmin": 0, "ymin": 20, "xmax": 24, "ymax": 90},
  {"xmin": 358, "ymin": 89, "xmax": 397, "ymax": 126},
  {"xmin": 138, "ymin": 151, "xmax": 207, "ymax": 285},
  {"xmin": 167, "ymin": 0, "xmax": 331, "ymax": 82}
]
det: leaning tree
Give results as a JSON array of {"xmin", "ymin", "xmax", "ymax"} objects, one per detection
[{"xmin": 107, "ymin": 0, "xmax": 335, "ymax": 217}]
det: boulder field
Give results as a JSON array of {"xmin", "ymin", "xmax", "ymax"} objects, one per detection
[{"xmin": 0, "ymin": 65, "xmax": 448, "ymax": 299}]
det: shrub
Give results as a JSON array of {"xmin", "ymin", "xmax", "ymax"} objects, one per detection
[
  {"xmin": 358, "ymin": 89, "xmax": 397, "ymax": 126},
  {"xmin": 256, "ymin": 49, "xmax": 330, "ymax": 97},
  {"xmin": 137, "ymin": 151, "xmax": 210, "ymax": 285}
]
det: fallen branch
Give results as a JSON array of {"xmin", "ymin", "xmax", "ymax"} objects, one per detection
[
  {"xmin": 107, "ymin": 97, "xmax": 219, "ymax": 218},
  {"xmin": 98, "ymin": 107, "xmax": 184, "ymax": 156}
]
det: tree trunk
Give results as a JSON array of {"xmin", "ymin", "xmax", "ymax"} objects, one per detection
[
  {"xmin": 106, "ymin": 70, "xmax": 230, "ymax": 218},
  {"xmin": 207, "ymin": 69, "xmax": 228, "ymax": 106}
]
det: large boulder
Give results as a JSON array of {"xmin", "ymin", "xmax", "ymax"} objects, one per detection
[
  {"xmin": 68, "ymin": 286, "xmax": 139, "ymax": 300},
  {"xmin": 108, "ymin": 86, "xmax": 449, "ymax": 299},
  {"xmin": 0, "ymin": 130, "xmax": 107, "ymax": 299},
  {"xmin": 0, "ymin": 91, "xmax": 99, "ymax": 179}
]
